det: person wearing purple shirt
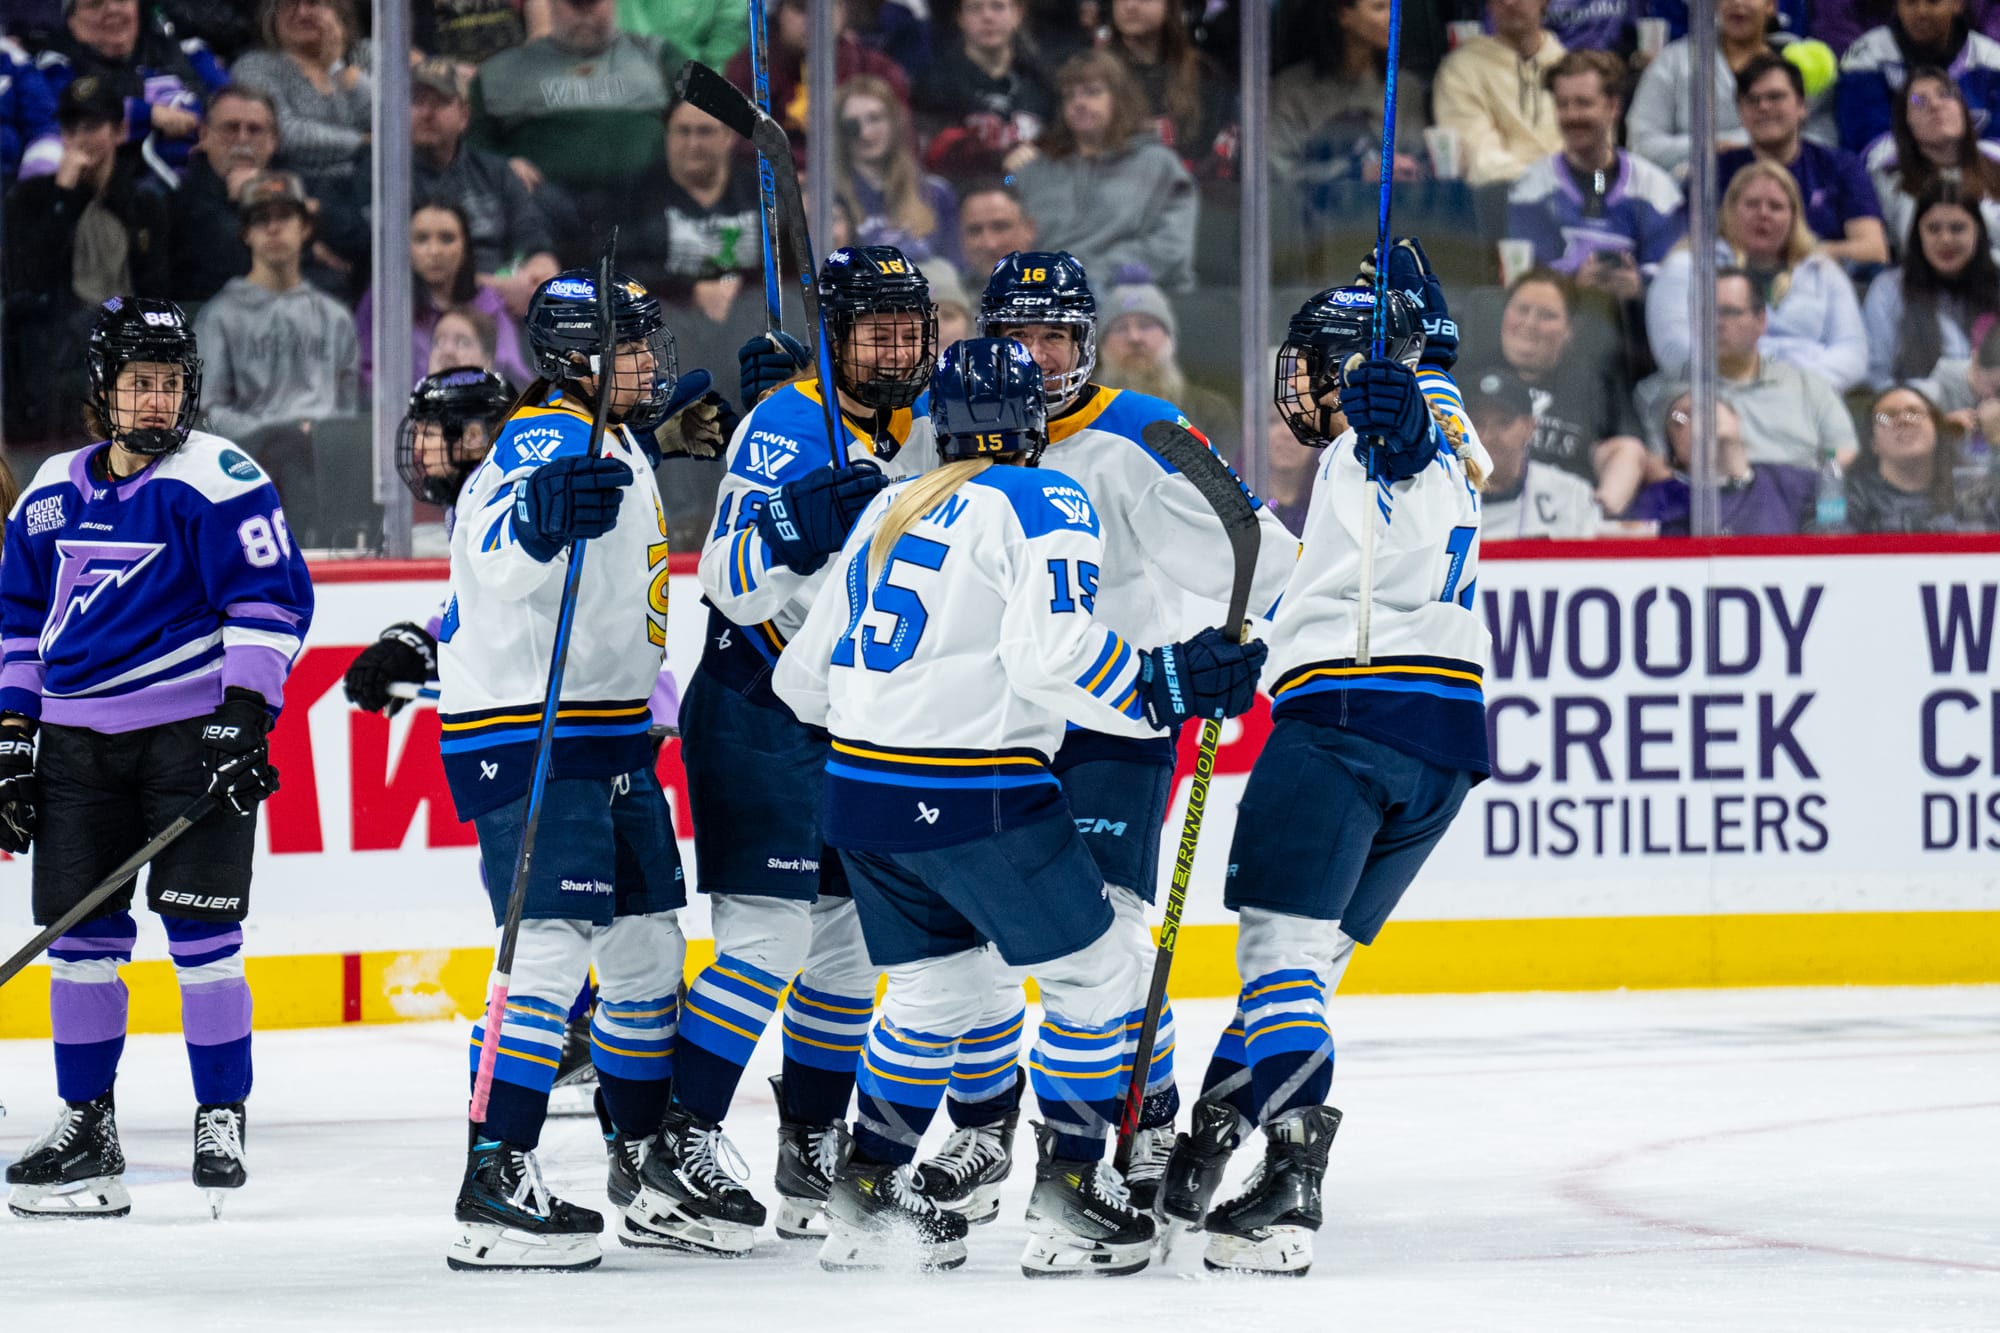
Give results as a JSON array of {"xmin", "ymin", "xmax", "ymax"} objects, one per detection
[
  {"xmin": 1542, "ymin": 0, "xmax": 1640, "ymax": 51},
  {"xmin": 1719, "ymin": 52, "xmax": 1889, "ymax": 266},
  {"xmin": 1629, "ymin": 391, "xmax": 1817, "ymax": 533}
]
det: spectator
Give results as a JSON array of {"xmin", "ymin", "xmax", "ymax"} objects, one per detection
[
  {"xmin": 1432, "ymin": 0, "xmax": 1566, "ymax": 188},
  {"xmin": 26, "ymin": 0, "xmax": 225, "ymax": 187},
  {"xmin": 231, "ymin": 0, "xmax": 373, "ymax": 194},
  {"xmin": 158, "ymin": 0, "xmax": 262, "ymax": 63},
  {"xmin": 1482, "ymin": 267, "xmax": 1650, "ymax": 512},
  {"xmin": 958, "ymin": 178, "xmax": 1037, "ymax": 278},
  {"xmin": 193, "ymin": 169, "xmax": 360, "ymax": 442},
  {"xmin": 409, "ymin": 57, "xmax": 559, "ymax": 318},
  {"xmin": 1465, "ymin": 363, "xmax": 1603, "ymax": 537},
  {"xmin": 471, "ymin": 0, "xmax": 683, "ymax": 253},
  {"xmin": 1924, "ymin": 313, "xmax": 2000, "ymax": 423},
  {"xmin": 1869, "ymin": 67, "xmax": 2000, "ymax": 260},
  {"xmin": 612, "ymin": 0, "xmax": 747, "ymax": 71},
  {"xmin": 356, "ymin": 198, "xmax": 533, "ymax": 392},
  {"xmin": 1628, "ymin": 392, "xmax": 1815, "ymax": 534},
  {"xmin": 416, "ymin": 0, "xmax": 527, "ymax": 70},
  {"xmin": 1647, "ymin": 161, "xmax": 1870, "ymax": 391},
  {"xmin": 1269, "ymin": 0, "xmax": 1428, "ymax": 187},
  {"xmin": 1863, "ymin": 180, "xmax": 2000, "ymax": 387},
  {"xmin": 836, "ymin": 74, "xmax": 962, "ymax": 268},
  {"xmin": 428, "ymin": 304, "xmax": 503, "ymax": 377},
  {"xmin": 1095, "ymin": 275, "xmax": 1238, "ymax": 457},
  {"xmin": 2, "ymin": 34, "xmax": 56, "ymax": 184},
  {"xmin": 624, "ymin": 95, "xmax": 764, "ymax": 319},
  {"xmin": 1846, "ymin": 384, "xmax": 1987, "ymax": 529},
  {"xmin": 1836, "ymin": 0, "xmax": 2000, "ymax": 157},
  {"xmin": 928, "ymin": 262, "xmax": 975, "ymax": 344},
  {"xmin": 1543, "ymin": 0, "xmax": 1640, "ymax": 52},
  {"xmin": 914, "ymin": 0, "xmax": 1055, "ymax": 180},
  {"xmin": 725, "ymin": 0, "xmax": 908, "ymax": 154},
  {"xmin": 1719, "ymin": 52, "xmax": 1888, "ymax": 266},
  {"xmin": 1507, "ymin": 50, "xmax": 1685, "ymax": 295},
  {"xmin": 1628, "ymin": 0, "xmax": 1797, "ymax": 177},
  {"xmin": 849, "ymin": 0, "xmax": 931, "ymax": 83},
  {"xmin": 1096, "ymin": 0, "xmax": 1231, "ymax": 170},
  {"xmin": 2, "ymin": 74, "xmax": 171, "ymax": 446},
  {"xmin": 1010, "ymin": 50, "xmax": 1197, "ymax": 292}
]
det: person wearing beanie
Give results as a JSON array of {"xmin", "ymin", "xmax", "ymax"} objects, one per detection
[{"xmin": 1095, "ymin": 276, "xmax": 1237, "ymax": 459}]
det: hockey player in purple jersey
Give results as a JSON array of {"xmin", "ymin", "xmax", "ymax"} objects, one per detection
[{"xmin": 0, "ymin": 297, "xmax": 313, "ymax": 1219}]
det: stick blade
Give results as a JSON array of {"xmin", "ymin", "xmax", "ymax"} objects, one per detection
[
  {"xmin": 675, "ymin": 61, "xmax": 759, "ymax": 139},
  {"xmin": 1140, "ymin": 419, "xmax": 1264, "ymax": 632}
]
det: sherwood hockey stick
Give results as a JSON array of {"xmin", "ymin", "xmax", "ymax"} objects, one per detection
[
  {"xmin": 1115, "ymin": 421, "xmax": 1263, "ymax": 1173},
  {"xmin": 0, "ymin": 796, "xmax": 219, "ymax": 991},
  {"xmin": 468, "ymin": 232, "xmax": 620, "ymax": 1123},
  {"xmin": 676, "ymin": 60, "xmax": 845, "ymax": 468},
  {"xmin": 1355, "ymin": 0, "xmax": 1405, "ymax": 668},
  {"xmin": 746, "ymin": 0, "xmax": 784, "ymax": 333}
]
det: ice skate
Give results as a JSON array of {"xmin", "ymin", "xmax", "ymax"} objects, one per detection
[
  {"xmin": 448, "ymin": 1139, "xmax": 603, "ymax": 1272},
  {"xmin": 593, "ymin": 1088, "xmax": 651, "ymax": 1210},
  {"xmin": 620, "ymin": 1103, "xmax": 765, "ymax": 1256},
  {"xmin": 912, "ymin": 1100, "xmax": 1019, "ymax": 1224},
  {"xmin": 1020, "ymin": 1123, "xmax": 1154, "ymax": 1278},
  {"xmin": 5, "ymin": 1093, "xmax": 130, "ymax": 1219},
  {"xmin": 817, "ymin": 1159, "xmax": 969, "ymax": 1272},
  {"xmin": 192, "ymin": 1102, "xmax": 248, "ymax": 1218},
  {"xmin": 770, "ymin": 1075, "xmax": 851, "ymax": 1239},
  {"xmin": 1122, "ymin": 1123, "xmax": 1174, "ymax": 1214},
  {"xmin": 1202, "ymin": 1104, "xmax": 1342, "ymax": 1277},
  {"xmin": 1159, "ymin": 1097, "xmax": 1246, "ymax": 1225},
  {"xmin": 546, "ymin": 1008, "xmax": 598, "ymax": 1118}
]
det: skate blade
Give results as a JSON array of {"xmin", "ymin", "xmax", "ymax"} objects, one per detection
[
  {"xmin": 447, "ymin": 1222, "xmax": 602, "ymax": 1272},
  {"xmin": 775, "ymin": 1194, "xmax": 830, "ymax": 1240},
  {"xmin": 1020, "ymin": 1227, "xmax": 1152, "ymax": 1279},
  {"xmin": 618, "ymin": 1189, "xmax": 757, "ymax": 1257},
  {"xmin": 1201, "ymin": 1226, "xmax": 1313, "ymax": 1277},
  {"xmin": 935, "ymin": 1181, "xmax": 1002, "ymax": 1225},
  {"xmin": 7, "ymin": 1176, "xmax": 132, "ymax": 1219},
  {"xmin": 817, "ymin": 1222, "xmax": 967, "ymax": 1273}
]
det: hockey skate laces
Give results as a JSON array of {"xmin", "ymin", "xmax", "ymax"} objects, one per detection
[
  {"xmin": 889, "ymin": 1164, "xmax": 946, "ymax": 1217},
  {"xmin": 1126, "ymin": 1126, "xmax": 1174, "ymax": 1180},
  {"xmin": 809, "ymin": 1126, "xmax": 845, "ymax": 1182},
  {"xmin": 1092, "ymin": 1159, "xmax": 1135, "ymax": 1210},
  {"xmin": 685, "ymin": 1124, "xmax": 752, "ymax": 1189},
  {"xmin": 507, "ymin": 1148, "xmax": 553, "ymax": 1216},
  {"xmin": 195, "ymin": 1108, "xmax": 246, "ymax": 1164},
  {"xmin": 923, "ymin": 1124, "xmax": 1003, "ymax": 1185},
  {"xmin": 25, "ymin": 1105, "xmax": 84, "ymax": 1157}
]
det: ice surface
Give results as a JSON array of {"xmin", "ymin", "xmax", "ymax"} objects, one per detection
[{"xmin": 2, "ymin": 988, "xmax": 1997, "ymax": 1332}]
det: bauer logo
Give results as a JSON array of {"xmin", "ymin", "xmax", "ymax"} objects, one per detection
[
  {"xmin": 1044, "ymin": 484, "xmax": 1094, "ymax": 527},
  {"xmin": 24, "ymin": 495, "xmax": 63, "ymax": 535},
  {"xmin": 217, "ymin": 449, "xmax": 261, "ymax": 481},
  {"xmin": 546, "ymin": 277, "xmax": 594, "ymax": 299}
]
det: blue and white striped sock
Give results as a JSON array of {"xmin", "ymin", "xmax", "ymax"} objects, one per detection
[
  {"xmin": 853, "ymin": 1017, "xmax": 958, "ymax": 1165},
  {"xmin": 591, "ymin": 992, "xmax": 678, "ymax": 1135},
  {"xmin": 675, "ymin": 953, "xmax": 786, "ymax": 1124},
  {"xmin": 469, "ymin": 993, "xmax": 568, "ymax": 1148},
  {"xmin": 1242, "ymin": 969, "xmax": 1333, "ymax": 1124},
  {"xmin": 779, "ymin": 981, "xmax": 873, "ymax": 1126},
  {"xmin": 944, "ymin": 1002, "xmax": 1026, "ymax": 1129},
  {"xmin": 1028, "ymin": 1012, "xmax": 1126, "ymax": 1161}
]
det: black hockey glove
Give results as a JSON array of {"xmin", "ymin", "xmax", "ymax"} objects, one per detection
[
  {"xmin": 739, "ymin": 330, "xmax": 810, "ymax": 407},
  {"xmin": 513, "ymin": 454, "xmax": 634, "ymax": 562},
  {"xmin": 1138, "ymin": 628, "xmax": 1268, "ymax": 730},
  {"xmin": 1361, "ymin": 236, "xmax": 1456, "ymax": 371},
  {"xmin": 0, "ymin": 731, "xmax": 37, "ymax": 854},
  {"xmin": 201, "ymin": 688, "xmax": 280, "ymax": 815},
  {"xmin": 343, "ymin": 622, "xmax": 437, "ymax": 716},
  {"xmin": 652, "ymin": 369, "xmax": 738, "ymax": 461},
  {"xmin": 755, "ymin": 460, "xmax": 889, "ymax": 575},
  {"xmin": 1339, "ymin": 354, "xmax": 1437, "ymax": 484}
]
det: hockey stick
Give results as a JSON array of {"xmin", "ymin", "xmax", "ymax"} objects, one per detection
[
  {"xmin": 1355, "ymin": 0, "xmax": 1405, "ymax": 668},
  {"xmin": 1115, "ymin": 421, "xmax": 1263, "ymax": 1173},
  {"xmin": 468, "ymin": 232, "xmax": 620, "ymax": 1124},
  {"xmin": 746, "ymin": 0, "xmax": 784, "ymax": 333},
  {"xmin": 676, "ymin": 60, "xmax": 845, "ymax": 469},
  {"xmin": 0, "ymin": 795, "xmax": 219, "ymax": 991}
]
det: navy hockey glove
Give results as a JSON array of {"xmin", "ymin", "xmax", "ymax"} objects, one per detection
[
  {"xmin": 651, "ymin": 368, "xmax": 738, "ymax": 461},
  {"xmin": 0, "ymin": 731, "xmax": 37, "ymax": 854},
  {"xmin": 739, "ymin": 330, "xmax": 810, "ymax": 407},
  {"xmin": 342, "ymin": 622, "xmax": 436, "ymax": 717},
  {"xmin": 201, "ymin": 688, "xmax": 279, "ymax": 816},
  {"xmin": 1362, "ymin": 236, "xmax": 1456, "ymax": 370},
  {"xmin": 755, "ymin": 460, "xmax": 888, "ymax": 575},
  {"xmin": 1339, "ymin": 354, "xmax": 1438, "ymax": 483},
  {"xmin": 1138, "ymin": 628, "xmax": 1269, "ymax": 730},
  {"xmin": 513, "ymin": 454, "xmax": 634, "ymax": 562}
]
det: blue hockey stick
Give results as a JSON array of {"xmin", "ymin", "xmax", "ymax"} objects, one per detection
[{"xmin": 748, "ymin": 0, "xmax": 783, "ymax": 333}]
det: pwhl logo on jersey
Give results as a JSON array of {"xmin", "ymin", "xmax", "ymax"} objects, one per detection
[
  {"xmin": 41, "ymin": 541, "xmax": 165, "ymax": 652},
  {"xmin": 1043, "ymin": 484, "xmax": 1094, "ymax": 528},
  {"xmin": 744, "ymin": 431, "xmax": 801, "ymax": 481},
  {"xmin": 510, "ymin": 427, "xmax": 567, "ymax": 465}
]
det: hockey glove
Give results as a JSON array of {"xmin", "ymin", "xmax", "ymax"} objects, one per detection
[
  {"xmin": 201, "ymin": 688, "xmax": 280, "ymax": 816},
  {"xmin": 0, "ymin": 732, "xmax": 37, "ymax": 854},
  {"xmin": 1138, "ymin": 628, "xmax": 1269, "ymax": 730},
  {"xmin": 1361, "ymin": 236, "xmax": 1456, "ymax": 371},
  {"xmin": 343, "ymin": 622, "xmax": 437, "ymax": 716},
  {"xmin": 513, "ymin": 454, "xmax": 634, "ymax": 562},
  {"xmin": 739, "ymin": 330, "xmax": 810, "ymax": 407},
  {"xmin": 755, "ymin": 460, "xmax": 889, "ymax": 575},
  {"xmin": 652, "ymin": 368, "xmax": 738, "ymax": 461},
  {"xmin": 1339, "ymin": 354, "xmax": 1438, "ymax": 484}
]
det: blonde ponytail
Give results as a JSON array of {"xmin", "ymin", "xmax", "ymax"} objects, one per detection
[
  {"xmin": 866, "ymin": 458, "xmax": 993, "ymax": 582},
  {"xmin": 1452, "ymin": 437, "xmax": 1489, "ymax": 491},
  {"xmin": 1430, "ymin": 402, "xmax": 1489, "ymax": 492}
]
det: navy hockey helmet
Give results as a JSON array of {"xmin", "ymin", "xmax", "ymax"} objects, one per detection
[
  {"xmin": 1275, "ymin": 283, "xmax": 1425, "ymax": 449},
  {"xmin": 930, "ymin": 337, "xmax": 1050, "ymax": 467},
  {"xmin": 86, "ymin": 296, "xmax": 203, "ymax": 456},
  {"xmin": 396, "ymin": 366, "xmax": 515, "ymax": 506},
  {"xmin": 524, "ymin": 269, "xmax": 677, "ymax": 422},
  {"xmin": 978, "ymin": 251, "xmax": 1097, "ymax": 408},
  {"xmin": 819, "ymin": 245, "xmax": 937, "ymax": 411}
]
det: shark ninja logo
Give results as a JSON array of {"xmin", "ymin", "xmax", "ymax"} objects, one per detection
[{"xmin": 40, "ymin": 541, "xmax": 166, "ymax": 654}]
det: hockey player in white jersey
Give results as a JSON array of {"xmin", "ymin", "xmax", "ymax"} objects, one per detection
[
  {"xmin": 626, "ymin": 245, "xmax": 940, "ymax": 1254},
  {"xmin": 1159, "ymin": 243, "xmax": 1494, "ymax": 1277},
  {"xmin": 909, "ymin": 252, "xmax": 1300, "ymax": 1219},
  {"xmin": 772, "ymin": 337, "xmax": 1268, "ymax": 1276},
  {"xmin": 438, "ymin": 271, "xmax": 693, "ymax": 1273}
]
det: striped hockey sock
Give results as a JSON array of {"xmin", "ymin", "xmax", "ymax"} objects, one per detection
[
  {"xmin": 674, "ymin": 953, "xmax": 786, "ymax": 1124},
  {"xmin": 1198, "ymin": 1008, "xmax": 1258, "ymax": 1128},
  {"xmin": 944, "ymin": 1002, "xmax": 1027, "ymax": 1129},
  {"xmin": 468, "ymin": 993, "xmax": 568, "ymax": 1148},
  {"xmin": 591, "ymin": 991, "xmax": 678, "ymax": 1135},
  {"xmin": 779, "ymin": 981, "xmax": 873, "ymax": 1126},
  {"xmin": 165, "ymin": 916, "xmax": 253, "ymax": 1105},
  {"xmin": 1028, "ymin": 1012, "xmax": 1126, "ymax": 1161},
  {"xmin": 852, "ymin": 1016, "xmax": 958, "ymax": 1165},
  {"xmin": 1242, "ymin": 969, "xmax": 1333, "ymax": 1124},
  {"xmin": 1124, "ymin": 999, "xmax": 1180, "ymax": 1129},
  {"xmin": 48, "ymin": 912, "xmax": 136, "ymax": 1103}
]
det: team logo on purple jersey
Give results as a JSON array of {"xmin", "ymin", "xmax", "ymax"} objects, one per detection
[{"xmin": 40, "ymin": 541, "xmax": 166, "ymax": 654}]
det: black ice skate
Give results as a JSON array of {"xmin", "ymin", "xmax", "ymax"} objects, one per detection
[
  {"xmin": 192, "ymin": 1102, "xmax": 248, "ymax": 1218},
  {"xmin": 1020, "ymin": 1123, "xmax": 1154, "ymax": 1278},
  {"xmin": 593, "ymin": 1087, "xmax": 651, "ymax": 1210},
  {"xmin": 817, "ymin": 1158, "xmax": 969, "ymax": 1272},
  {"xmin": 770, "ymin": 1075, "xmax": 852, "ymax": 1239},
  {"xmin": 620, "ymin": 1103, "xmax": 765, "ymax": 1256},
  {"xmin": 546, "ymin": 1008, "xmax": 598, "ymax": 1118},
  {"xmin": 447, "ymin": 1138, "xmax": 604, "ymax": 1272},
  {"xmin": 913, "ymin": 1098, "xmax": 1019, "ymax": 1224},
  {"xmin": 1159, "ymin": 1097, "xmax": 1247, "ymax": 1225},
  {"xmin": 5, "ymin": 1092, "xmax": 129, "ymax": 1219},
  {"xmin": 1201, "ymin": 1104, "xmax": 1343, "ymax": 1277}
]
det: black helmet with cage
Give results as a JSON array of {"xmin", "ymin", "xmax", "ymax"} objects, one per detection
[
  {"xmin": 396, "ymin": 367, "xmax": 515, "ymax": 506},
  {"xmin": 86, "ymin": 297, "xmax": 203, "ymax": 456},
  {"xmin": 523, "ymin": 269, "xmax": 678, "ymax": 423},
  {"xmin": 819, "ymin": 245, "xmax": 938, "ymax": 412},
  {"xmin": 1274, "ymin": 283, "xmax": 1424, "ymax": 448}
]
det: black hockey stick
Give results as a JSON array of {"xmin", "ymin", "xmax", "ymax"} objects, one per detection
[
  {"xmin": 1114, "ymin": 421, "xmax": 1263, "ymax": 1173},
  {"xmin": 0, "ymin": 795, "xmax": 219, "ymax": 991},
  {"xmin": 675, "ymin": 61, "xmax": 845, "ymax": 469}
]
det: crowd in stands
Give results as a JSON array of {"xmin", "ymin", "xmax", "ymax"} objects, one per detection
[{"xmin": 6, "ymin": 0, "xmax": 2000, "ymax": 543}]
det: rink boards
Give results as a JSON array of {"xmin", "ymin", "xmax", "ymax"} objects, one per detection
[{"xmin": 4, "ymin": 534, "xmax": 1998, "ymax": 1037}]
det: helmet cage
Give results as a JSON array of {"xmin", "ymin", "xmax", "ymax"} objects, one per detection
[
  {"xmin": 87, "ymin": 298, "xmax": 202, "ymax": 457},
  {"xmin": 829, "ymin": 302, "xmax": 938, "ymax": 411}
]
